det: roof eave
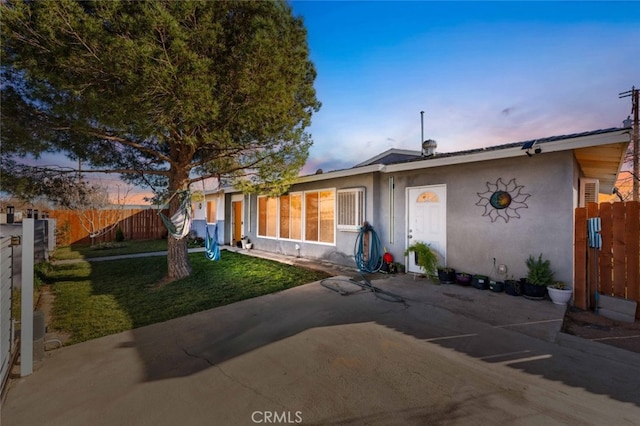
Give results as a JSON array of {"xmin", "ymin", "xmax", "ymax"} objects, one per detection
[
  {"xmin": 222, "ymin": 164, "xmax": 385, "ymax": 194},
  {"xmin": 384, "ymin": 128, "xmax": 632, "ymax": 180}
]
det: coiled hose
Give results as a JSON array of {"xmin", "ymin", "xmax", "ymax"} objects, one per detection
[
  {"xmin": 354, "ymin": 222, "xmax": 383, "ymax": 273},
  {"xmin": 321, "ymin": 223, "xmax": 405, "ymax": 304}
]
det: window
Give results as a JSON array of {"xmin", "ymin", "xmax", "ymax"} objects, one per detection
[
  {"xmin": 318, "ymin": 190, "xmax": 335, "ymax": 243},
  {"xmin": 304, "ymin": 190, "xmax": 334, "ymax": 243},
  {"xmin": 280, "ymin": 193, "xmax": 302, "ymax": 240},
  {"xmin": 257, "ymin": 189, "xmax": 335, "ymax": 244},
  {"xmin": 206, "ymin": 200, "xmax": 216, "ymax": 222},
  {"xmin": 337, "ymin": 188, "xmax": 365, "ymax": 231},
  {"xmin": 304, "ymin": 192, "xmax": 318, "ymax": 241},
  {"xmin": 417, "ymin": 191, "xmax": 439, "ymax": 203},
  {"xmin": 258, "ymin": 196, "xmax": 277, "ymax": 238}
]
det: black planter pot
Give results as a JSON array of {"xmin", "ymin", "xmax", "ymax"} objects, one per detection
[
  {"xmin": 504, "ymin": 280, "xmax": 521, "ymax": 296},
  {"xmin": 437, "ymin": 268, "xmax": 457, "ymax": 284},
  {"xmin": 471, "ymin": 275, "xmax": 489, "ymax": 290},
  {"xmin": 522, "ymin": 282, "xmax": 548, "ymax": 300},
  {"xmin": 456, "ymin": 273, "xmax": 472, "ymax": 286},
  {"xmin": 489, "ymin": 281, "xmax": 504, "ymax": 292}
]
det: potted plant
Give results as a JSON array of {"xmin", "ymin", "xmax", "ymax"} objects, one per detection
[
  {"xmin": 405, "ymin": 241, "xmax": 438, "ymax": 277},
  {"xmin": 471, "ymin": 274, "xmax": 489, "ymax": 290},
  {"xmin": 547, "ymin": 281, "xmax": 573, "ymax": 305},
  {"xmin": 393, "ymin": 262, "xmax": 405, "ymax": 274},
  {"xmin": 504, "ymin": 276, "xmax": 521, "ymax": 296},
  {"xmin": 489, "ymin": 280, "xmax": 504, "ymax": 292},
  {"xmin": 240, "ymin": 236, "xmax": 249, "ymax": 249},
  {"xmin": 455, "ymin": 272, "xmax": 472, "ymax": 286},
  {"xmin": 437, "ymin": 267, "xmax": 456, "ymax": 284},
  {"xmin": 523, "ymin": 254, "xmax": 554, "ymax": 300}
]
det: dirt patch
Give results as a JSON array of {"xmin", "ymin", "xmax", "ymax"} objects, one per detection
[
  {"xmin": 36, "ymin": 285, "xmax": 71, "ymax": 349},
  {"xmin": 562, "ymin": 305, "xmax": 640, "ymax": 354}
]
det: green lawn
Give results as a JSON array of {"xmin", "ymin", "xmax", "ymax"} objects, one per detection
[
  {"xmin": 45, "ymin": 250, "xmax": 330, "ymax": 344},
  {"xmin": 52, "ymin": 239, "xmax": 170, "ymax": 260}
]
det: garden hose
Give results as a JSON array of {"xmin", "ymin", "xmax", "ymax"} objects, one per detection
[
  {"xmin": 320, "ymin": 223, "xmax": 406, "ymax": 304},
  {"xmin": 354, "ymin": 222, "xmax": 383, "ymax": 273}
]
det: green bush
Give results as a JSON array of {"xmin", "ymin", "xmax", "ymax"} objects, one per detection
[
  {"xmin": 405, "ymin": 241, "xmax": 438, "ymax": 276},
  {"xmin": 525, "ymin": 254, "xmax": 555, "ymax": 286}
]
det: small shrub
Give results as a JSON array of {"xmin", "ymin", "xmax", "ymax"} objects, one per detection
[
  {"xmin": 405, "ymin": 241, "xmax": 438, "ymax": 276},
  {"xmin": 550, "ymin": 281, "xmax": 568, "ymax": 289},
  {"xmin": 526, "ymin": 254, "xmax": 555, "ymax": 286},
  {"xmin": 115, "ymin": 227, "xmax": 125, "ymax": 242}
]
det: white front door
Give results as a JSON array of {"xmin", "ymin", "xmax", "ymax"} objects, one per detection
[{"xmin": 406, "ymin": 185, "xmax": 447, "ymax": 274}]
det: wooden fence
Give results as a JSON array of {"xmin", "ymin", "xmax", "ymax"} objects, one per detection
[
  {"xmin": 574, "ymin": 201, "xmax": 640, "ymax": 319},
  {"xmin": 49, "ymin": 208, "xmax": 169, "ymax": 245}
]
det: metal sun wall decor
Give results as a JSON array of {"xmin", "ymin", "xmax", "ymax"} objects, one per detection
[{"xmin": 476, "ymin": 178, "xmax": 530, "ymax": 223}]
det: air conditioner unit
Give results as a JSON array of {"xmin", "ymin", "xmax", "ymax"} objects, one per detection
[{"xmin": 579, "ymin": 178, "xmax": 599, "ymax": 207}]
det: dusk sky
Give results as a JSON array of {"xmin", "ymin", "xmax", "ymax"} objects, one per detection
[
  {"xmin": 290, "ymin": 1, "xmax": 640, "ymax": 175},
  {"xmin": 17, "ymin": 1, "xmax": 640, "ymax": 204}
]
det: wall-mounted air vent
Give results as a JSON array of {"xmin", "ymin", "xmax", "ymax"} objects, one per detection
[{"xmin": 579, "ymin": 178, "xmax": 599, "ymax": 207}]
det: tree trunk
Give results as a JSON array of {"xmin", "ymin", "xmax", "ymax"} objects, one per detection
[
  {"xmin": 167, "ymin": 235, "xmax": 191, "ymax": 280},
  {"xmin": 166, "ymin": 164, "xmax": 193, "ymax": 281}
]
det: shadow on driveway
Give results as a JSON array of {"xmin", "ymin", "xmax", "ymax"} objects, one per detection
[{"xmin": 123, "ymin": 273, "xmax": 640, "ymax": 407}]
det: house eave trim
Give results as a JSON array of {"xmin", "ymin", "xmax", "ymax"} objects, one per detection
[{"xmin": 383, "ymin": 129, "xmax": 631, "ymax": 174}]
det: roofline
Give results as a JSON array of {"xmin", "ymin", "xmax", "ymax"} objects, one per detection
[
  {"xmin": 222, "ymin": 164, "xmax": 384, "ymax": 193},
  {"xmin": 383, "ymin": 128, "xmax": 631, "ymax": 173},
  {"xmin": 222, "ymin": 127, "xmax": 631, "ymax": 194},
  {"xmin": 354, "ymin": 148, "xmax": 422, "ymax": 167}
]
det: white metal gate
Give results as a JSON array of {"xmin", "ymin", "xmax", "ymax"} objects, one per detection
[{"xmin": 1, "ymin": 236, "xmax": 15, "ymax": 391}]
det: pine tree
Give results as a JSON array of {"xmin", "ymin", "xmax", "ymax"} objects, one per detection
[{"xmin": 1, "ymin": 0, "xmax": 320, "ymax": 279}]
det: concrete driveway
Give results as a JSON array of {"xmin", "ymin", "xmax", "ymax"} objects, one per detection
[{"xmin": 3, "ymin": 273, "xmax": 640, "ymax": 425}]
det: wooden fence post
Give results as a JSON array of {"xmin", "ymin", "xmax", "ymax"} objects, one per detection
[
  {"xmin": 598, "ymin": 202, "xmax": 613, "ymax": 296},
  {"xmin": 626, "ymin": 202, "xmax": 640, "ymax": 318},
  {"xmin": 612, "ymin": 202, "xmax": 626, "ymax": 298},
  {"xmin": 574, "ymin": 207, "xmax": 587, "ymax": 310}
]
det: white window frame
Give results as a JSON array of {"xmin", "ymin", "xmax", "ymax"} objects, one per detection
[
  {"xmin": 337, "ymin": 188, "xmax": 365, "ymax": 232},
  {"xmin": 257, "ymin": 189, "xmax": 336, "ymax": 245},
  {"xmin": 257, "ymin": 195, "xmax": 278, "ymax": 240},
  {"xmin": 278, "ymin": 192, "xmax": 303, "ymax": 241}
]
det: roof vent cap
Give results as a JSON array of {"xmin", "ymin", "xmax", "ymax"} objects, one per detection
[{"xmin": 422, "ymin": 139, "xmax": 437, "ymax": 157}]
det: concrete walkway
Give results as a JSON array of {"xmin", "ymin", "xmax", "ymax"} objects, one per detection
[{"xmin": 3, "ymin": 249, "xmax": 640, "ymax": 425}]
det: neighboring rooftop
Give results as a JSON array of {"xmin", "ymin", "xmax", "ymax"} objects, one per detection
[{"xmin": 354, "ymin": 148, "xmax": 422, "ymax": 167}]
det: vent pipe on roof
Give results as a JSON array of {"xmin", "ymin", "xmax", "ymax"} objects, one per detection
[
  {"xmin": 422, "ymin": 139, "xmax": 437, "ymax": 157},
  {"xmin": 420, "ymin": 111, "xmax": 438, "ymax": 157},
  {"xmin": 420, "ymin": 111, "xmax": 437, "ymax": 156},
  {"xmin": 420, "ymin": 111, "xmax": 424, "ymax": 147}
]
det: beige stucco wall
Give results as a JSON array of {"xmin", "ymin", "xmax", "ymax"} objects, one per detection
[
  {"xmin": 239, "ymin": 173, "xmax": 377, "ymax": 268},
  {"xmin": 229, "ymin": 150, "xmax": 577, "ymax": 283},
  {"xmin": 378, "ymin": 151, "xmax": 576, "ymax": 283}
]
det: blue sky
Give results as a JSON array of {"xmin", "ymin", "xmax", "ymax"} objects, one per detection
[
  {"xmin": 13, "ymin": 1, "xmax": 639, "ymax": 204},
  {"xmin": 290, "ymin": 1, "xmax": 640, "ymax": 174}
]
